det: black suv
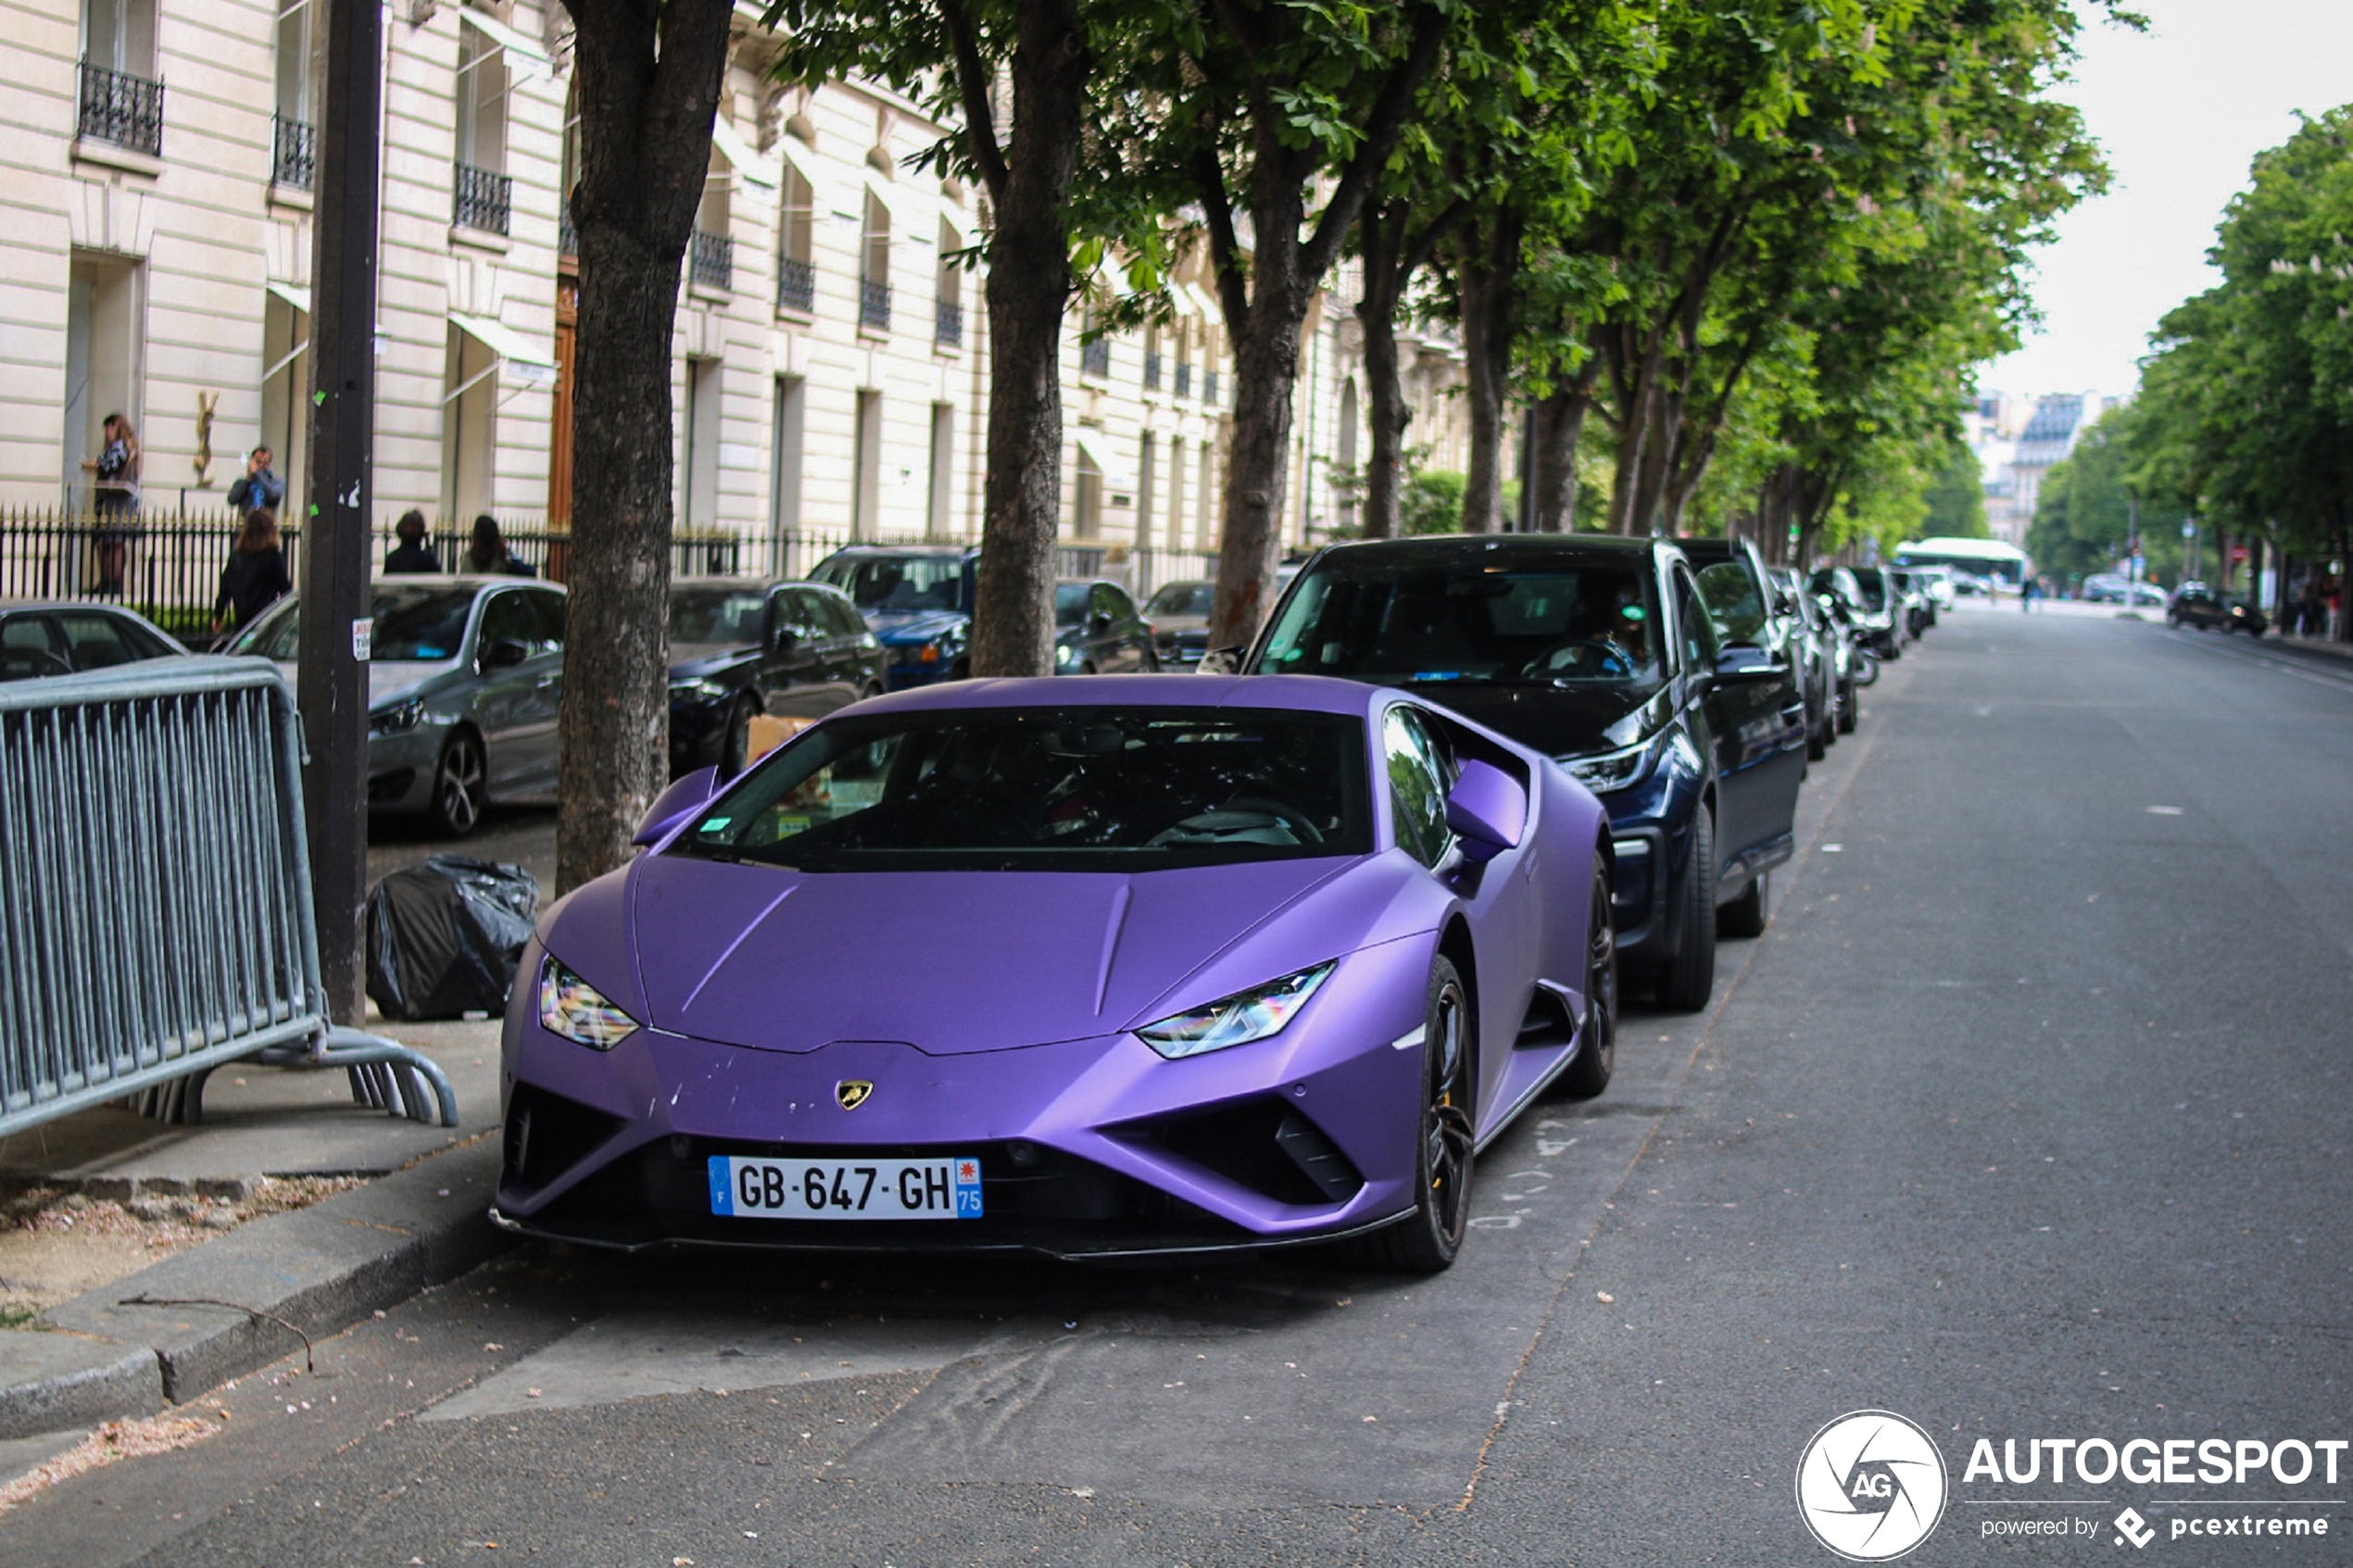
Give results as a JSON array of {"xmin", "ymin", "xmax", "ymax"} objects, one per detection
[{"xmin": 1244, "ymin": 534, "xmax": 1807, "ymax": 1010}]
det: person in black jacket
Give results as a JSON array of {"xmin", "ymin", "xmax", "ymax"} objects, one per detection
[
  {"xmin": 213, "ymin": 508, "xmax": 293, "ymax": 637},
  {"xmin": 384, "ymin": 508, "xmax": 443, "ymax": 574},
  {"xmin": 467, "ymin": 514, "xmax": 536, "ymax": 578}
]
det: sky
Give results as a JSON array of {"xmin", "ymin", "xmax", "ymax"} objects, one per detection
[{"xmin": 1980, "ymin": 0, "xmax": 2353, "ymax": 402}]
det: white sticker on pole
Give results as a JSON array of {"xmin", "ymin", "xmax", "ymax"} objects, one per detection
[{"xmin": 352, "ymin": 619, "xmax": 374, "ymax": 662}]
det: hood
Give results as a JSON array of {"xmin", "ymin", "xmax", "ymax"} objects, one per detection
[
  {"xmin": 668, "ymin": 645, "xmax": 760, "ymax": 680},
  {"xmin": 283, "ymin": 661, "xmax": 454, "ymax": 709},
  {"xmin": 623, "ymin": 853, "xmax": 1357, "ymax": 1054},
  {"xmin": 1409, "ymin": 681, "xmax": 1666, "ymax": 759},
  {"xmin": 866, "ymin": 608, "xmax": 970, "ymax": 645}
]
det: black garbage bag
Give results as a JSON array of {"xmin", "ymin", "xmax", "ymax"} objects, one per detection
[{"xmin": 365, "ymin": 855, "xmax": 540, "ymax": 1022}]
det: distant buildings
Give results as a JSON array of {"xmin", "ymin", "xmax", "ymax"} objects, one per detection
[{"xmin": 1966, "ymin": 390, "xmax": 2122, "ymax": 546}]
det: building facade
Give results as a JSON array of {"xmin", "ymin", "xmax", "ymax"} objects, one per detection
[{"xmin": 2, "ymin": 0, "xmax": 1403, "ymax": 583}]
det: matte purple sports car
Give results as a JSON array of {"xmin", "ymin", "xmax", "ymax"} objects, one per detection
[{"xmin": 493, "ymin": 675, "xmax": 1616, "ymax": 1271}]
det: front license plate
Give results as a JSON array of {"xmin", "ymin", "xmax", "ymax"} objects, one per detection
[{"xmin": 708, "ymin": 1156, "xmax": 983, "ymax": 1221}]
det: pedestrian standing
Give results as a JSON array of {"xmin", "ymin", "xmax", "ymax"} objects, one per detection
[
  {"xmin": 384, "ymin": 508, "xmax": 443, "ymax": 573},
  {"xmin": 226, "ymin": 445, "xmax": 285, "ymax": 517},
  {"xmin": 78, "ymin": 411, "xmax": 140, "ymax": 596},
  {"xmin": 466, "ymin": 513, "xmax": 536, "ymax": 578},
  {"xmin": 212, "ymin": 508, "xmax": 293, "ymax": 637}
]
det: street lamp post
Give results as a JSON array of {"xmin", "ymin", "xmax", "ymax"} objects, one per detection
[{"xmin": 297, "ymin": 0, "xmax": 381, "ymax": 1022}]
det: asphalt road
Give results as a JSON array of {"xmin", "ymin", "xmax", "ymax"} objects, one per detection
[{"xmin": 12, "ymin": 604, "xmax": 2352, "ymax": 1567}]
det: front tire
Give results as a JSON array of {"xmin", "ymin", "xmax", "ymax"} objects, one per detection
[
  {"xmin": 1556, "ymin": 870, "xmax": 1617, "ymax": 1099},
  {"xmin": 1655, "ymin": 807, "xmax": 1717, "ymax": 1012},
  {"xmin": 1356, "ymin": 956, "xmax": 1475, "ymax": 1273},
  {"xmin": 425, "ymin": 730, "xmax": 484, "ymax": 838}
]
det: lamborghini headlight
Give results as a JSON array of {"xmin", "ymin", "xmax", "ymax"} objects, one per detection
[
  {"xmin": 537, "ymin": 956, "xmax": 639, "ymax": 1050},
  {"xmin": 1136, "ymin": 961, "xmax": 1335, "ymax": 1060}
]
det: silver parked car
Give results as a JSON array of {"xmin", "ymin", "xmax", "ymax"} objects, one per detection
[{"xmin": 224, "ymin": 576, "xmax": 567, "ymax": 835}]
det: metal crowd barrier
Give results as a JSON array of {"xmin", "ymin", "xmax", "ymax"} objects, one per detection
[{"xmin": 0, "ymin": 656, "xmax": 456, "ymax": 1136}]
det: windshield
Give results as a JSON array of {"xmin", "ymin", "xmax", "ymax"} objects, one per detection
[
  {"xmin": 669, "ymin": 587, "xmax": 767, "ymax": 647},
  {"xmin": 670, "ymin": 706, "xmax": 1370, "ymax": 872},
  {"xmin": 1256, "ymin": 557, "xmax": 1663, "ymax": 686},
  {"xmin": 231, "ymin": 585, "xmax": 477, "ymax": 663},
  {"xmin": 1145, "ymin": 583, "xmax": 1214, "ymax": 617},
  {"xmin": 813, "ymin": 555, "xmax": 970, "ymax": 614},
  {"xmin": 1847, "ymin": 571, "xmax": 1890, "ymax": 610}
]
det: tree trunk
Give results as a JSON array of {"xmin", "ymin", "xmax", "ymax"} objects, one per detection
[
  {"xmin": 553, "ymin": 0, "xmax": 733, "ymax": 896},
  {"xmin": 1359, "ymin": 305, "xmax": 1407, "ymax": 539},
  {"xmin": 1529, "ymin": 371, "xmax": 1594, "ymax": 533},
  {"xmin": 1208, "ymin": 254, "xmax": 1310, "ymax": 649},
  {"xmin": 964, "ymin": 1, "xmax": 1087, "ymax": 678},
  {"xmin": 1455, "ymin": 213, "xmax": 1520, "ymax": 535}
]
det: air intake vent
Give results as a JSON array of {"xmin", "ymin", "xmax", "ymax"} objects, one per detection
[
  {"xmin": 504, "ymin": 1084, "xmax": 625, "ymax": 1190},
  {"xmin": 1128, "ymin": 1097, "xmax": 1364, "ymax": 1208}
]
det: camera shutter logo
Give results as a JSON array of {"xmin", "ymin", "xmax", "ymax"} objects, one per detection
[{"xmin": 1795, "ymin": 1410, "xmax": 1948, "ymax": 1561}]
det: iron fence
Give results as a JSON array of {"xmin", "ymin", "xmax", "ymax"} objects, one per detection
[
  {"xmin": 860, "ymin": 277, "xmax": 892, "ymax": 332},
  {"xmin": 77, "ymin": 59, "xmax": 163, "ymax": 156},
  {"xmin": 271, "ymin": 113, "xmax": 315, "ymax": 189},
  {"xmin": 690, "ymin": 228, "xmax": 734, "ymax": 292},
  {"xmin": 777, "ymin": 257, "xmax": 815, "ymax": 313},
  {"xmin": 0, "ymin": 658, "xmax": 455, "ymax": 1137},
  {"xmin": 453, "ymin": 160, "xmax": 512, "ymax": 234}
]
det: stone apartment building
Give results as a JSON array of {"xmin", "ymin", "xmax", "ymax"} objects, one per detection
[{"xmin": 1, "ymin": 0, "xmax": 1474, "ymax": 572}]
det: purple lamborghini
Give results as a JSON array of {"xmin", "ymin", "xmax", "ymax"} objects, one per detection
[{"xmin": 492, "ymin": 675, "xmax": 1616, "ymax": 1271}]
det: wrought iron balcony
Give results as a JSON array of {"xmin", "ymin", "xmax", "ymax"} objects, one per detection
[
  {"xmin": 690, "ymin": 228, "xmax": 734, "ymax": 292},
  {"xmin": 1081, "ymin": 335, "xmax": 1111, "ymax": 379},
  {"xmin": 1143, "ymin": 352, "xmax": 1162, "ymax": 391},
  {"xmin": 776, "ymin": 257, "xmax": 815, "ymax": 313},
  {"xmin": 452, "ymin": 161, "xmax": 511, "ymax": 235},
  {"xmin": 78, "ymin": 59, "xmax": 163, "ymax": 156},
  {"xmin": 1174, "ymin": 363, "xmax": 1192, "ymax": 398},
  {"xmin": 860, "ymin": 276, "xmax": 892, "ymax": 332},
  {"xmin": 935, "ymin": 297, "xmax": 963, "ymax": 348},
  {"xmin": 271, "ymin": 114, "xmax": 314, "ymax": 189}
]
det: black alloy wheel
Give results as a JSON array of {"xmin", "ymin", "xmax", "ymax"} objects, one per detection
[
  {"xmin": 1655, "ymin": 806, "xmax": 1718, "ymax": 1012},
  {"xmin": 1719, "ymin": 866, "xmax": 1771, "ymax": 939},
  {"xmin": 1837, "ymin": 671, "xmax": 1859, "ymax": 733},
  {"xmin": 427, "ymin": 730, "xmax": 485, "ymax": 838},
  {"xmin": 1807, "ymin": 702, "xmax": 1830, "ymax": 760},
  {"xmin": 1356, "ymin": 956, "xmax": 1475, "ymax": 1273},
  {"xmin": 721, "ymin": 696, "xmax": 757, "ymax": 778},
  {"xmin": 1557, "ymin": 869, "xmax": 1617, "ymax": 1099}
]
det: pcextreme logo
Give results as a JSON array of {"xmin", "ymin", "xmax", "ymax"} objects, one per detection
[{"xmin": 1797, "ymin": 1410, "xmax": 1950, "ymax": 1562}]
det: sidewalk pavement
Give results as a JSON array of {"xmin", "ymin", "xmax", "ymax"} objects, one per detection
[
  {"xmin": 0, "ymin": 1020, "xmax": 512, "ymax": 1452},
  {"xmin": 2273, "ymin": 632, "xmax": 2353, "ymax": 662}
]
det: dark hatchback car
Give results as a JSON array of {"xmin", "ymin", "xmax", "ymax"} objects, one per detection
[
  {"xmin": 666, "ymin": 579, "xmax": 888, "ymax": 776},
  {"xmin": 1676, "ymin": 538, "xmax": 1821, "ymax": 763},
  {"xmin": 1142, "ymin": 579, "xmax": 1215, "ymax": 669},
  {"xmin": 1053, "ymin": 580, "xmax": 1159, "ymax": 672},
  {"xmin": 1244, "ymin": 534, "xmax": 1806, "ymax": 1010},
  {"xmin": 809, "ymin": 546, "xmax": 978, "ymax": 687},
  {"xmin": 2168, "ymin": 583, "xmax": 2268, "ymax": 635},
  {"xmin": 0, "ymin": 601, "xmax": 186, "ymax": 680}
]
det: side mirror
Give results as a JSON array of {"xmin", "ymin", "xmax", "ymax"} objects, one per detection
[
  {"xmin": 1713, "ymin": 648, "xmax": 1782, "ymax": 684},
  {"xmin": 1444, "ymin": 760, "xmax": 1526, "ymax": 864},
  {"xmin": 634, "ymin": 765, "xmax": 722, "ymax": 847},
  {"xmin": 771, "ymin": 626, "xmax": 799, "ymax": 655},
  {"xmin": 1089, "ymin": 611, "xmax": 1114, "ymax": 634},
  {"xmin": 478, "ymin": 637, "xmax": 531, "ymax": 671}
]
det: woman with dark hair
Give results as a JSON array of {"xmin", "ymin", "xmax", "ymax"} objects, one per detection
[
  {"xmin": 79, "ymin": 412, "xmax": 141, "ymax": 595},
  {"xmin": 213, "ymin": 508, "xmax": 293, "ymax": 636},
  {"xmin": 467, "ymin": 513, "xmax": 535, "ymax": 577}
]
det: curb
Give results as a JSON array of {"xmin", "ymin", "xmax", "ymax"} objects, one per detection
[{"xmin": 0, "ymin": 1138, "xmax": 510, "ymax": 1436}]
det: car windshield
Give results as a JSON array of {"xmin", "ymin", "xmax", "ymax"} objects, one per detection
[
  {"xmin": 1255, "ymin": 556, "xmax": 1663, "ymax": 686},
  {"xmin": 670, "ymin": 706, "xmax": 1370, "ymax": 872},
  {"xmin": 814, "ymin": 555, "xmax": 969, "ymax": 614},
  {"xmin": 1847, "ymin": 571, "xmax": 1890, "ymax": 610},
  {"xmin": 1054, "ymin": 584, "xmax": 1092, "ymax": 626},
  {"xmin": 231, "ymin": 585, "xmax": 477, "ymax": 663},
  {"xmin": 670, "ymin": 587, "xmax": 767, "ymax": 647},
  {"xmin": 1145, "ymin": 583, "xmax": 1214, "ymax": 617}
]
